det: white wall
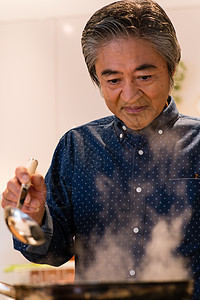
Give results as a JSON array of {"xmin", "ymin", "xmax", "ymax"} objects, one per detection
[
  {"xmin": 167, "ymin": 7, "xmax": 200, "ymax": 117},
  {"xmin": 0, "ymin": 16, "xmax": 110, "ymax": 191},
  {"xmin": 0, "ymin": 0, "xmax": 200, "ymax": 287}
]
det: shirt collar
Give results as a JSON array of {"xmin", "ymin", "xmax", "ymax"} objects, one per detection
[{"xmin": 114, "ymin": 96, "xmax": 180, "ymax": 144}]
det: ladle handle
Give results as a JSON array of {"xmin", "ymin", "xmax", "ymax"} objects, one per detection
[
  {"xmin": 17, "ymin": 158, "xmax": 38, "ymax": 209},
  {"xmin": 25, "ymin": 157, "xmax": 38, "ymax": 187}
]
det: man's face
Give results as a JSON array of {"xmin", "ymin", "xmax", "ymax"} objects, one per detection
[{"xmin": 95, "ymin": 38, "xmax": 171, "ymax": 130}]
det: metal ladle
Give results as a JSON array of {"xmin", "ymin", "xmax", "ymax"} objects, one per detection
[{"xmin": 4, "ymin": 158, "xmax": 46, "ymax": 246}]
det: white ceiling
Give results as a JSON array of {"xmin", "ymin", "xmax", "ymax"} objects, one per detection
[{"xmin": 0, "ymin": 0, "xmax": 200, "ymax": 22}]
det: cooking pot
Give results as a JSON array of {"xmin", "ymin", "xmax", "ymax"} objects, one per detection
[{"xmin": 0, "ymin": 280, "xmax": 193, "ymax": 300}]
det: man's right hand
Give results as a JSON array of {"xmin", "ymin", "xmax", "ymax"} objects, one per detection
[{"xmin": 1, "ymin": 166, "xmax": 47, "ymax": 225}]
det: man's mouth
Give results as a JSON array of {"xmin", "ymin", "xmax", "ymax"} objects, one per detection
[{"xmin": 123, "ymin": 105, "xmax": 147, "ymax": 114}]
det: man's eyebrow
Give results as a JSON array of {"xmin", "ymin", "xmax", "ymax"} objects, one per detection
[
  {"xmin": 135, "ymin": 64, "xmax": 157, "ymax": 71},
  {"xmin": 101, "ymin": 64, "xmax": 157, "ymax": 76},
  {"xmin": 101, "ymin": 69, "xmax": 122, "ymax": 76}
]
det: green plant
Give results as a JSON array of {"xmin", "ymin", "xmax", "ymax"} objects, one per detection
[{"xmin": 172, "ymin": 61, "xmax": 187, "ymax": 103}]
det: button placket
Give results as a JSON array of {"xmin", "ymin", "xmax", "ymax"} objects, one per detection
[
  {"xmin": 119, "ymin": 125, "xmax": 127, "ymax": 140},
  {"xmin": 129, "ymin": 136, "xmax": 147, "ymax": 280}
]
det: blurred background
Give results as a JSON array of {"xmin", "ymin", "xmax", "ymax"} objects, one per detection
[{"xmin": 0, "ymin": 0, "xmax": 200, "ymax": 289}]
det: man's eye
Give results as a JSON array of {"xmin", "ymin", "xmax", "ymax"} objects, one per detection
[
  {"xmin": 108, "ymin": 78, "xmax": 120, "ymax": 84},
  {"xmin": 140, "ymin": 75, "xmax": 151, "ymax": 80}
]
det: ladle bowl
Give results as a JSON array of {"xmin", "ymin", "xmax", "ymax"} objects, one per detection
[{"xmin": 4, "ymin": 206, "xmax": 46, "ymax": 245}]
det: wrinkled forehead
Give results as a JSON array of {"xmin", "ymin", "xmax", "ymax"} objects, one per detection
[{"xmin": 95, "ymin": 36, "xmax": 159, "ymax": 61}]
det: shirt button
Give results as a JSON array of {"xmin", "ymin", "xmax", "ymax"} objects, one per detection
[
  {"xmin": 133, "ymin": 227, "xmax": 139, "ymax": 233},
  {"xmin": 158, "ymin": 129, "xmax": 163, "ymax": 135},
  {"xmin": 119, "ymin": 133, "xmax": 123, "ymax": 139},
  {"xmin": 138, "ymin": 149, "xmax": 144, "ymax": 155},
  {"xmin": 122, "ymin": 125, "xmax": 127, "ymax": 131},
  {"xmin": 130, "ymin": 269, "xmax": 136, "ymax": 276},
  {"xmin": 136, "ymin": 187, "xmax": 142, "ymax": 193}
]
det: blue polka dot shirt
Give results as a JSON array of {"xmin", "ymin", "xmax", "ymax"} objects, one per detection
[{"xmin": 14, "ymin": 97, "xmax": 200, "ymax": 299}]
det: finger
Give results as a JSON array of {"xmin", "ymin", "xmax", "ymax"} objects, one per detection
[
  {"xmin": 23, "ymin": 192, "xmax": 46, "ymax": 222},
  {"xmin": 22, "ymin": 201, "xmax": 40, "ymax": 212},
  {"xmin": 1, "ymin": 178, "xmax": 21, "ymax": 208},
  {"xmin": 15, "ymin": 166, "xmax": 31, "ymax": 185},
  {"xmin": 31, "ymin": 174, "xmax": 46, "ymax": 192},
  {"xmin": 2, "ymin": 189, "xmax": 17, "ymax": 203},
  {"xmin": 7, "ymin": 178, "xmax": 21, "ymax": 198},
  {"xmin": 1, "ymin": 189, "xmax": 18, "ymax": 208},
  {"xmin": 24, "ymin": 174, "xmax": 46, "ymax": 208}
]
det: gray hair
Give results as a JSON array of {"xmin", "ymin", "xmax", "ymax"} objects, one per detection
[{"xmin": 81, "ymin": 0, "xmax": 181, "ymax": 88}]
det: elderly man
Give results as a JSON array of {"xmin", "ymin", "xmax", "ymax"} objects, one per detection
[{"xmin": 2, "ymin": 1, "xmax": 200, "ymax": 299}]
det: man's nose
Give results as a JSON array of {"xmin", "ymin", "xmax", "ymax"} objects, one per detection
[{"xmin": 120, "ymin": 81, "xmax": 142, "ymax": 102}]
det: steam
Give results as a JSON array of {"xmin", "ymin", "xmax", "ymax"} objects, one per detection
[
  {"xmin": 79, "ymin": 214, "xmax": 191, "ymax": 282},
  {"xmin": 140, "ymin": 216, "xmax": 190, "ymax": 281},
  {"xmin": 82, "ymin": 234, "xmax": 130, "ymax": 281}
]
